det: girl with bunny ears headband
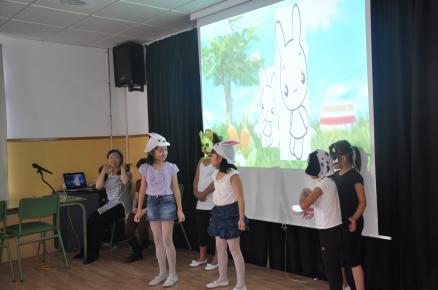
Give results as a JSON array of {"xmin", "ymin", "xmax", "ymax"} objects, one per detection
[{"xmin": 207, "ymin": 140, "xmax": 249, "ymax": 290}]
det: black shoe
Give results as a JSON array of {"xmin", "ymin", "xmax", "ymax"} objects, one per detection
[
  {"xmin": 125, "ymin": 239, "xmax": 143, "ymax": 263},
  {"xmin": 73, "ymin": 250, "xmax": 84, "ymax": 259},
  {"xmin": 124, "ymin": 252, "xmax": 143, "ymax": 263}
]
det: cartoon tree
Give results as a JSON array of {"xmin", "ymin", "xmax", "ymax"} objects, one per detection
[{"xmin": 202, "ymin": 17, "xmax": 262, "ymax": 123}]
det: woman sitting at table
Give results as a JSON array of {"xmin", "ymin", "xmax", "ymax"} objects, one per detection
[{"xmin": 74, "ymin": 149, "xmax": 132, "ymax": 264}]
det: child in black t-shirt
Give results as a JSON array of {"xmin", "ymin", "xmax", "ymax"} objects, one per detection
[{"xmin": 329, "ymin": 140, "xmax": 366, "ymax": 290}]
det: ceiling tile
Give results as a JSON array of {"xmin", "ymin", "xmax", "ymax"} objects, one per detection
[
  {"xmin": 14, "ymin": 4, "xmax": 87, "ymax": 27},
  {"xmin": 119, "ymin": 24, "xmax": 171, "ymax": 40},
  {"xmin": 176, "ymin": 0, "xmax": 224, "ymax": 13},
  {"xmin": 1, "ymin": 0, "xmax": 221, "ymax": 47},
  {"xmin": 46, "ymin": 28, "xmax": 110, "ymax": 46},
  {"xmin": 73, "ymin": 15, "xmax": 135, "ymax": 34},
  {"xmin": 0, "ymin": 19, "xmax": 62, "ymax": 41},
  {"xmin": 94, "ymin": 35, "xmax": 147, "ymax": 48},
  {"xmin": 95, "ymin": 1, "xmax": 167, "ymax": 23},
  {"xmin": 125, "ymin": 0, "xmax": 192, "ymax": 10},
  {"xmin": 34, "ymin": 0, "xmax": 118, "ymax": 14},
  {"xmin": 143, "ymin": 10, "xmax": 194, "ymax": 30},
  {"xmin": 0, "ymin": 0, "xmax": 28, "ymax": 19}
]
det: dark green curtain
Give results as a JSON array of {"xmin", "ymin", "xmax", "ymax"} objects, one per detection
[
  {"xmin": 371, "ymin": 0, "xmax": 438, "ymax": 289},
  {"xmin": 146, "ymin": 29, "xmax": 203, "ymax": 250}
]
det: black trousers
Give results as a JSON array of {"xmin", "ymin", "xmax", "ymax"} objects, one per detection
[
  {"xmin": 86, "ymin": 203, "xmax": 125, "ymax": 259},
  {"xmin": 319, "ymin": 224, "xmax": 343, "ymax": 290},
  {"xmin": 124, "ymin": 212, "xmax": 149, "ymax": 244},
  {"xmin": 196, "ymin": 209, "xmax": 215, "ymax": 247}
]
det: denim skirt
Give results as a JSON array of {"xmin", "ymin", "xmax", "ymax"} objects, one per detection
[
  {"xmin": 208, "ymin": 202, "xmax": 249, "ymax": 240},
  {"xmin": 146, "ymin": 194, "xmax": 176, "ymax": 221}
]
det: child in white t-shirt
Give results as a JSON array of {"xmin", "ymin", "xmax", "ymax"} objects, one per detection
[{"xmin": 299, "ymin": 149, "xmax": 343, "ymax": 290}]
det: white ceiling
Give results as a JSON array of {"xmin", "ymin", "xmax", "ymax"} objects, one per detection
[{"xmin": 0, "ymin": 0, "xmax": 225, "ymax": 48}]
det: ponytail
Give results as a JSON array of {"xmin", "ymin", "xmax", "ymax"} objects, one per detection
[{"xmin": 352, "ymin": 146, "xmax": 362, "ymax": 171}]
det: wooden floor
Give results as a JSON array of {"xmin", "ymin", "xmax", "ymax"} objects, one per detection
[{"xmin": 0, "ymin": 243, "xmax": 329, "ymax": 290}]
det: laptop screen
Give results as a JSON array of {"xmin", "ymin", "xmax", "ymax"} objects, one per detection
[{"xmin": 63, "ymin": 172, "xmax": 87, "ymax": 189}]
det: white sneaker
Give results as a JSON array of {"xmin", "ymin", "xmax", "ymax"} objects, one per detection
[
  {"xmin": 162, "ymin": 276, "xmax": 178, "ymax": 288},
  {"xmin": 189, "ymin": 259, "xmax": 208, "ymax": 267},
  {"xmin": 148, "ymin": 276, "xmax": 166, "ymax": 286},
  {"xmin": 232, "ymin": 286, "xmax": 247, "ymax": 290},
  {"xmin": 206, "ymin": 280, "xmax": 229, "ymax": 288},
  {"xmin": 204, "ymin": 263, "xmax": 219, "ymax": 271},
  {"xmin": 343, "ymin": 286, "xmax": 352, "ymax": 290}
]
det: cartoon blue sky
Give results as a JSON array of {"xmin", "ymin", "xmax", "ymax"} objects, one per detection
[{"xmin": 200, "ymin": 0, "xmax": 370, "ymax": 126}]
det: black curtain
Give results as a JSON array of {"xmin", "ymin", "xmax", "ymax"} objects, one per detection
[
  {"xmin": 371, "ymin": 1, "xmax": 438, "ymax": 290},
  {"xmin": 146, "ymin": 29, "xmax": 203, "ymax": 250},
  {"xmin": 145, "ymin": 1, "xmax": 438, "ymax": 289}
]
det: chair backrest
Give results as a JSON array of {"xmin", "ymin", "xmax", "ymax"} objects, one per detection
[
  {"xmin": 0, "ymin": 200, "xmax": 6, "ymax": 223},
  {"xmin": 0, "ymin": 200, "xmax": 7, "ymax": 238},
  {"xmin": 178, "ymin": 183, "xmax": 184, "ymax": 197},
  {"xmin": 18, "ymin": 195, "xmax": 59, "ymax": 220}
]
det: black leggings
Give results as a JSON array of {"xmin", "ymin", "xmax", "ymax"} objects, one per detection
[
  {"xmin": 196, "ymin": 209, "xmax": 214, "ymax": 247},
  {"xmin": 86, "ymin": 203, "xmax": 125, "ymax": 259},
  {"xmin": 319, "ymin": 225, "xmax": 343, "ymax": 290}
]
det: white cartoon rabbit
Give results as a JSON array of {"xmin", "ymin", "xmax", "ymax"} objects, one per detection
[
  {"xmin": 275, "ymin": 3, "xmax": 309, "ymax": 160},
  {"xmin": 260, "ymin": 68, "xmax": 277, "ymax": 147}
]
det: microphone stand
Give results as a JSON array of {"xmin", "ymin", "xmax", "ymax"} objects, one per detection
[{"xmin": 37, "ymin": 169, "xmax": 56, "ymax": 194}]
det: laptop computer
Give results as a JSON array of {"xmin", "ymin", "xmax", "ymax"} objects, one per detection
[{"xmin": 63, "ymin": 172, "xmax": 94, "ymax": 192}]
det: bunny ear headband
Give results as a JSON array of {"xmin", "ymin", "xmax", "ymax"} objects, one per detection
[{"xmin": 212, "ymin": 140, "xmax": 239, "ymax": 164}]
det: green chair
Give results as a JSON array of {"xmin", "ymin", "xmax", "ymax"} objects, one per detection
[
  {"xmin": 177, "ymin": 184, "xmax": 192, "ymax": 251},
  {"xmin": 0, "ymin": 200, "xmax": 15, "ymax": 282},
  {"xmin": 6, "ymin": 195, "xmax": 69, "ymax": 281}
]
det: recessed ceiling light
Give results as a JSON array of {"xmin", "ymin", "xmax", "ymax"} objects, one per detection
[{"xmin": 60, "ymin": 0, "xmax": 87, "ymax": 6}]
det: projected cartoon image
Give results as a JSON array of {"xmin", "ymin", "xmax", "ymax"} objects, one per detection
[
  {"xmin": 200, "ymin": 0, "xmax": 372, "ymax": 169},
  {"xmin": 259, "ymin": 68, "xmax": 278, "ymax": 148},
  {"xmin": 275, "ymin": 4, "xmax": 309, "ymax": 160}
]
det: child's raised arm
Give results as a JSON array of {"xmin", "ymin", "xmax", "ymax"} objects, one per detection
[
  {"xmin": 192, "ymin": 159, "xmax": 205, "ymax": 201},
  {"xmin": 299, "ymin": 187, "xmax": 323, "ymax": 210}
]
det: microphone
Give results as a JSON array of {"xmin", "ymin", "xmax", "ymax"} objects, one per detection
[{"xmin": 32, "ymin": 163, "xmax": 53, "ymax": 174}]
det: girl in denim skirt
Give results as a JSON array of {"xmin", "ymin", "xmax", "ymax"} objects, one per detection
[
  {"xmin": 206, "ymin": 141, "xmax": 249, "ymax": 290},
  {"xmin": 134, "ymin": 133, "xmax": 185, "ymax": 288}
]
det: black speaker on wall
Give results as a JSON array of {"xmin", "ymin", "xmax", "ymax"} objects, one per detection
[{"xmin": 113, "ymin": 41, "xmax": 145, "ymax": 92}]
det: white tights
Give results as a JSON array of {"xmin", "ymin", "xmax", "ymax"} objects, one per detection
[
  {"xmin": 150, "ymin": 221, "xmax": 177, "ymax": 278},
  {"xmin": 215, "ymin": 236, "xmax": 246, "ymax": 289}
]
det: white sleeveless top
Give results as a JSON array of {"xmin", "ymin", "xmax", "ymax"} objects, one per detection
[
  {"xmin": 196, "ymin": 161, "xmax": 215, "ymax": 210},
  {"xmin": 212, "ymin": 169, "xmax": 239, "ymax": 206}
]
